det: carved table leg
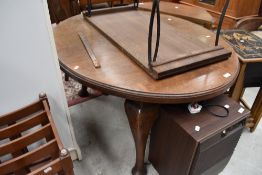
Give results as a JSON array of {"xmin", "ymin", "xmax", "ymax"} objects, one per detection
[
  {"xmin": 125, "ymin": 100, "xmax": 159, "ymax": 175},
  {"xmin": 78, "ymin": 85, "xmax": 89, "ymax": 97}
]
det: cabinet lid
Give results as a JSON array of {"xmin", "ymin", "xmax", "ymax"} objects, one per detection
[{"xmin": 161, "ymin": 95, "xmax": 250, "ymax": 142}]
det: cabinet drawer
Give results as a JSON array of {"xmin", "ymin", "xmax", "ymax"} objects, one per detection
[
  {"xmin": 199, "ymin": 120, "xmax": 244, "ymax": 152},
  {"xmin": 190, "ymin": 122, "xmax": 244, "ymax": 175}
]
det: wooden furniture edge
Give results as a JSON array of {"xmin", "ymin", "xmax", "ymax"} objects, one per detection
[
  {"xmin": 59, "ymin": 57, "xmax": 240, "ymax": 104},
  {"xmin": 180, "ymin": 1, "xmax": 259, "ymax": 20},
  {"xmin": 138, "ymin": 6, "xmax": 214, "ymax": 29},
  {"xmin": 238, "ymin": 57, "xmax": 262, "ymax": 63}
]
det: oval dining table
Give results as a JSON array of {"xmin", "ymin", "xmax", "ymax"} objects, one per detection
[{"xmin": 53, "ymin": 8, "xmax": 239, "ymax": 175}]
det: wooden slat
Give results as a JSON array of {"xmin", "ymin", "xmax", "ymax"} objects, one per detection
[
  {"xmin": 28, "ymin": 157, "xmax": 52, "ymax": 170},
  {"xmin": 41, "ymin": 100, "xmax": 63, "ymax": 150},
  {"xmin": 0, "ymin": 111, "xmax": 48, "ymax": 140},
  {"xmin": 8, "ymin": 130, "xmax": 30, "ymax": 175},
  {"xmin": 139, "ymin": 2, "xmax": 214, "ymax": 29},
  {"xmin": 153, "ymin": 48, "xmax": 231, "ymax": 78},
  {"xmin": 7, "ymin": 122, "xmax": 30, "ymax": 174},
  {"xmin": 27, "ymin": 158, "xmax": 63, "ymax": 175},
  {"xmin": 151, "ymin": 46, "xmax": 224, "ymax": 67},
  {"xmin": 0, "ymin": 124, "xmax": 53, "ymax": 157},
  {"xmin": 0, "ymin": 140, "xmax": 59, "ymax": 175},
  {"xmin": 29, "ymin": 155, "xmax": 74, "ymax": 175},
  {"xmin": 0, "ymin": 100, "xmax": 43, "ymax": 126}
]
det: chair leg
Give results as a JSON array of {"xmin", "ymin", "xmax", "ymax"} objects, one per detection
[{"xmin": 250, "ymin": 88, "xmax": 262, "ymax": 132}]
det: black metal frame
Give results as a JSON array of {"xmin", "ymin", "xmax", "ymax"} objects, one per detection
[
  {"xmin": 148, "ymin": 0, "xmax": 160, "ymax": 67},
  {"xmin": 147, "ymin": 0, "xmax": 230, "ymax": 66},
  {"xmin": 86, "ymin": 0, "xmax": 139, "ymax": 17},
  {"xmin": 215, "ymin": 0, "xmax": 231, "ymax": 46},
  {"xmin": 85, "ymin": 0, "xmax": 230, "ymax": 66},
  {"xmin": 87, "ymin": 0, "xmax": 92, "ymax": 16}
]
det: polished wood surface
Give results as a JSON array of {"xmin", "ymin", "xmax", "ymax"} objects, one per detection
[
  {"xmin": 85, "ymin": 10, "xmax": 230, "ymax": 79},
  {"xmin": 149, "ymin": 95, "xmax": 249, "ymax": 175},
  {"xmin": 139, "ymin": 1, "xmax": 214, "ymax": 29},
  {"xmin": 180, "ymin": 0, "xmax": 262, "ymax": 29},
  {"xmin": 54, "ymin": 14, "xmax": 239, "ymax": 104},
  {"xmin": 0, "ymin": 93, "xmax": 74, "ymax": 175}
]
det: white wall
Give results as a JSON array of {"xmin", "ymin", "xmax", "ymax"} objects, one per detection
[{"xmin": 0, "ymin": 0, "xmax": 81, "ymax": 159}]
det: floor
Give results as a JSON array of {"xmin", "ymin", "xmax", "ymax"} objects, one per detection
[{"xmin": 70, "ymin": 88, "xmax": 262, "ymax": 175}]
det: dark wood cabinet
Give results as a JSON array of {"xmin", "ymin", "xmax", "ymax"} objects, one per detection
[
  {"xmin": 149, "ymin": 95, "xmax": 250, "ymax": 175},
  {"xmin": 180, "ymin": 0, "xmax": 262, "ymax": 28},
  {"xmin": 47, "ymin": 0, "xmax": 80, "ymax": 24}
]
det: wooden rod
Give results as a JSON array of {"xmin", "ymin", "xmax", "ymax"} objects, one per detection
[{"xmin": 78, "ymin": 32, "xmax": 101, "ymax": 68}]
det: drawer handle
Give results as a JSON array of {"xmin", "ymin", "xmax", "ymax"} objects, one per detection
[{"xmin": 204, "ymin": 104, "xmax": 229, "ymax": 118}]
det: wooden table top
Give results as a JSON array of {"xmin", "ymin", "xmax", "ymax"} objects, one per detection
[
  {"xmin": 53, "ymin": 13, "xmax": 239, "ymax": 104},
  {"xmin": 85, "ymin": 10, "xmax": 229, "ymax": 80},
  {"xmin": 139, "ymin": 1, "xmax": 214, "ymax": 28}
]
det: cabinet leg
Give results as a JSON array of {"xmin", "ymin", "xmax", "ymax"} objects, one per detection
[{"xmin": 124, "ymin": 100, "xmax": 159, "ymax": 175}]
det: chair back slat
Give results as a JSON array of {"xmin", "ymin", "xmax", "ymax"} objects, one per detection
[
  {"xmin": 0, "ymin": 124, "xmax": 53, "ymax": 157},
  {"xmin": 0, "ymin": 101, "xmax": 44, "ymax": 126},
  {"xmin": 28, "ymin": 158, "xmax": 62, "ymax": 175},
  {"xmin": 0, "ymin": 111, "xmax": 48, "ymax": 140},
  {"xmin": 0, "ymin": 140, "xmax": 58, "ymax": 175}
]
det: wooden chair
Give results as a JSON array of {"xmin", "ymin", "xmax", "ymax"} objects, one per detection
[
  {"xmin": 230, "ymin": 17, "xmax": 262, "ymax": 132},
  {"xmin": 235, "ymin": 17, "xmax": 262, "ymax": 31},
  {"xmin": 0, "ymin": 93, "xmax": 74, "ymax": 175}
]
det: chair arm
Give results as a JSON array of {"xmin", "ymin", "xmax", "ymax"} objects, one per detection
[{"xmin": 235, "ymin": 17, "xmax": 262, "ymax": 31}]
